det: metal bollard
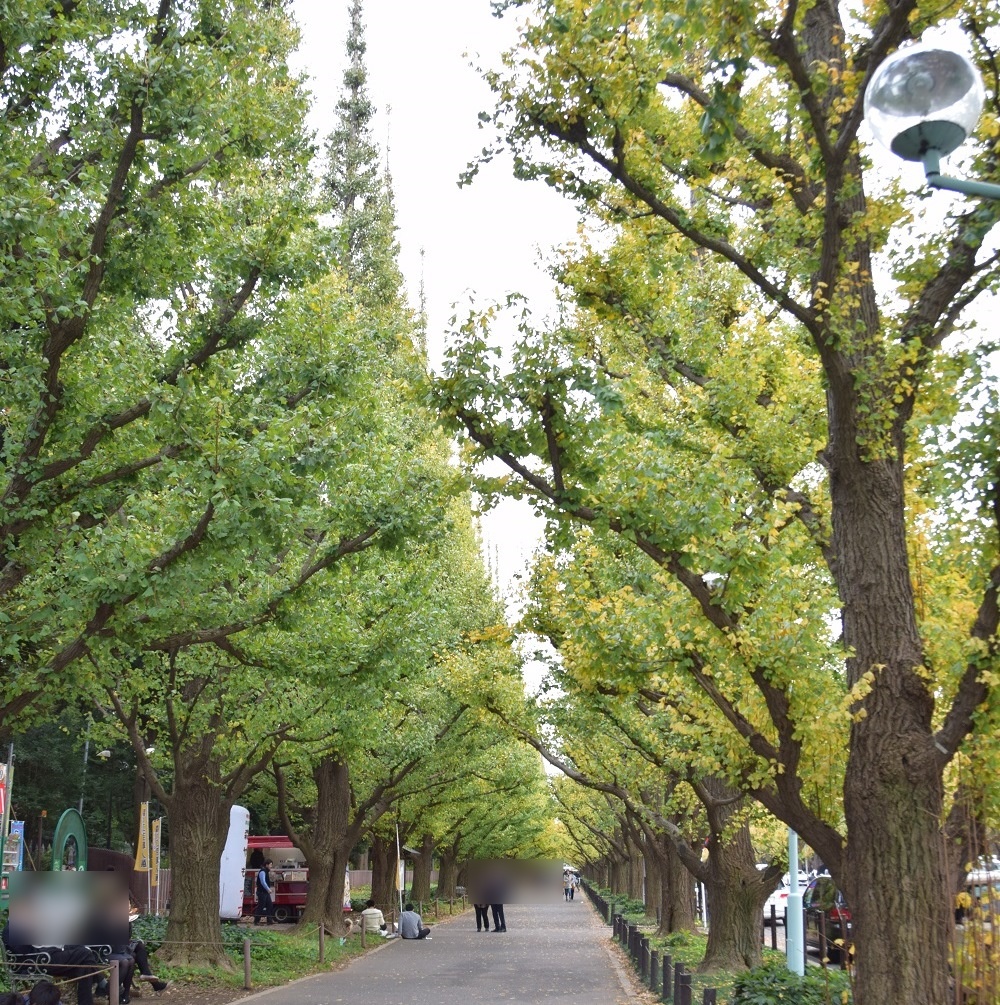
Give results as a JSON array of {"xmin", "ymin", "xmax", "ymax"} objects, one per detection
[
  {"xmin": 319, "ymin": 924, "xmax": 325, "ymax": 963},
  {"xmin": 662, "ymin": 954, "xmax": 672, "ymax": 1001},
  {"xmin": 110, "ymin": 959, "xmax": 119, "ymax": 1005},
  {"xmin": 673, "ymin": 962, "xmax": 684, "ymax": 1005},
  {"xmin": 703, "ymin": 989, "xmax": 718, "ymax": 1005},
  {"xmin": 650, "ymin": 949, "xmax": 659, "ymax": 992},
  {"xmin": 243, "ymin": 938, "xmax": 251, "ymax": 990}
]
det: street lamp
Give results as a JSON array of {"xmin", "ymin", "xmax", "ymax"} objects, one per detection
[{"xmin": 864, "ymin": 41, "xmax": 1000, "ymax": 200}]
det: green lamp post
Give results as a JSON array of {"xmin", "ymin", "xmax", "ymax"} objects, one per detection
[{"xmin": 865, "ymin": 41, "xmax": 1000, "ymax": 200}]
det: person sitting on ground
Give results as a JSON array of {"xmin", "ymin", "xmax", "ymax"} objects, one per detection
[
  {"xmin": 28, "ymin": 981, "xmax": 61, "ymax": 1005},
  {"xmin": 126, "ymin": 896, "xmax": 169, "ymax": 993},
  {"xmin": 398, "ymin": 903, "xmax": 431, "ymax": 940},
  {"xmin": 360, "ymin": 900, "xmax": 389, "ymax": 937}
]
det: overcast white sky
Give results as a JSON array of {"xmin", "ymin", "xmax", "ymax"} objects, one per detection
[{"xmin": 289, "ymin": 0, "xmax": 573, "ymax": 605}]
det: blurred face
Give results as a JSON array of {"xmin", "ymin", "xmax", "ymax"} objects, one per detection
[{"xmin": 8, "ymin": 873, "xmax": 128, "ymax": 946}]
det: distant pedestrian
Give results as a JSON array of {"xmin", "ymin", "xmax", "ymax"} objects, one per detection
[
  {"xmin": 474, "ymin": 903, "xmax": 490, "ymax": 932},
  {"xmin": 254, "ymin": 858, "xmax": 275, "ymax": 925},
  {"xmin": 564, "ymin": 871, "xmax": 573, "ymax": 901},
  {"xmin": 399, "ymin": 903, "xmax": 432, "ymax": 940}
]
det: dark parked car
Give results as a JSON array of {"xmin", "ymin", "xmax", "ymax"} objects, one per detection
[{"xmin": 804, "ymin": 875, "xmax": 853, "ymax": 964}]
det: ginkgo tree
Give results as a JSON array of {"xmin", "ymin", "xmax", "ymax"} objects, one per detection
[
  {"xmin": 1, "ymin": 0, "xmax": 326, "ymax": 727},
  {"xmin": 435, "ymin": 1, "xmax": 1000, "ymax": 998}
]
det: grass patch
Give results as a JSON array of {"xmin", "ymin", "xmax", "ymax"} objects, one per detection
[
  {"xmin": 649, "ymin": 931, "xmax": 786, "ymax": 1003},
  {"xmin": 134, "ymin": 916, "xmax": 374, "ymax": 989}
]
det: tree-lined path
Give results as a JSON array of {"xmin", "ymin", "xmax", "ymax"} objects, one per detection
[{"xmin": 246, "ymin": 900, "xmax": 636, "ymax": 1005}]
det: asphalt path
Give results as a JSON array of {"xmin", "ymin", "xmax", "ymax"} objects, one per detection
[{"xmin": 244, "ymin": 896, "xmax": 636, "ymax": 1005}]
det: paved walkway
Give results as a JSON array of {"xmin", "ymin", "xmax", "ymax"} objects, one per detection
[{"xmin": 247, "ymin": 897, "xmax": 633, "ymax": 1005}]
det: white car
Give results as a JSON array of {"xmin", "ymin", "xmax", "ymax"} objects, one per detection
[{"xmin": 762, "ymin": 870, "xmax": 809, "ymax": 925}]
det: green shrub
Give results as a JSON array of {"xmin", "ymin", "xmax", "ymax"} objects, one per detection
[{"xmin": 731, "ymin": 960, "xmax": 852, "ymax": 1004}]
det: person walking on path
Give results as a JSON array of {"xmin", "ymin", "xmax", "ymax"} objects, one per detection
[
  {"xmin": 474, "ymin": 903, "xmax": 490, "ymax": 932},
  {"xmin": 399, "ymin": 903, "xmax": 432, "ymax": 940},
  {"xmin": 254, "ymin": 859, "xmax": 275, "ymax": 925},
  {"xmin": 564, "ymin": 871, "xmax": 573, "ymax": 901}
]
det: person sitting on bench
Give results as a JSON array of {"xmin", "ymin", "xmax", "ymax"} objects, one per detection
[{"xmin": 1, "ymin": 924, "xmax": 102, "ymax": 1005}]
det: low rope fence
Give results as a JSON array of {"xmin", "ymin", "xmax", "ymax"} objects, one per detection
[
  {"xmin": 4, "ymin": 899, "xmax": 467, "ymax": 999},
  {"xmin": 2, "ymin": 920, "xmax": 389, "ymax": 1000}
]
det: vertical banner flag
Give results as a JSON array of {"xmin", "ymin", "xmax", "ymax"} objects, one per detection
[
  {"xmin": 150, "ymin": 818, "xmax": 161, "ymax": 886},
  {"xmin": 134, "ymin": 801, "xmax": 150, "ymax": 872}
]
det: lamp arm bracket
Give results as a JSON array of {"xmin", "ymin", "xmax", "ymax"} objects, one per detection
[{"xmin": 923, "ymin": 149, "xmax": 1000, "ymax": 200}]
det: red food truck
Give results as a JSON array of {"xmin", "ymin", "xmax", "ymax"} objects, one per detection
[
  {"xmin": 243, "ymin": 836, "xmax": 308, "ymax": 922},
  {"xmin": 241, "ymin": 835, "xmax": 351, "ymax": 922}
]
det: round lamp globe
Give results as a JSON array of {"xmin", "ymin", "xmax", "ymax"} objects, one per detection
[{"xmin": 864, "ymin": 42, "xmax": 984, "ymax": 161}]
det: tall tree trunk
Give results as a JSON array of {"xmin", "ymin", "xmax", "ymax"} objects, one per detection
[
  {"xmin": 609, "ymin": 846, "xmax": 627, "ymax": 894},
  {"xmin": 627, "ymin": 838, "xmax": 644, "ymax": 902},
  {"xmin": 158, "ymin": 767, "xmax": 232, "ymax": 969},
  {"xmin": 370, "ymin": 833, "xmax": 396, "ymax": 908},
  {"xmin": 659, "ymin": 834, "xmax": 695, "ymax": 935},
  {"xmin": 944, "ymin": 781, "xmax": 987, "ymax": 897},
  {"xmin": 322, "ymin": 845, "xmax": 352, "ymax": 920},
  {"xmin": 643, "ymin": 840, "xmax": 660, "ymax": 920},
  {"xmin": 278, "ymin": 756, "xmax": 357, "ymax": 931},
  {"xmin": 696, "ymin": 779, "xmax": 774, "ymax": 973},
  {"xmin": 825, "ymin": 340, "xmax": 951, "ymax": 1004},
  {"xmin": 409, "ymin": 833, "xmax": 434, "ymax": 902},
  {"xmin": 437, "ymin": 846, "xmax": 458, "ymax": 900}
]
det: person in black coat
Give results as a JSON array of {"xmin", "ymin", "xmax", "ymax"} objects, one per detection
[{"xmin": 1, "ymin": 924, "xmax": 101, "ymax": 1005}]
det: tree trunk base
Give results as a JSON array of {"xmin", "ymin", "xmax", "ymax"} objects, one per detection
[{"xmin": 154, "ymin": 945, "xmax": 235, "ymax": 970}]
